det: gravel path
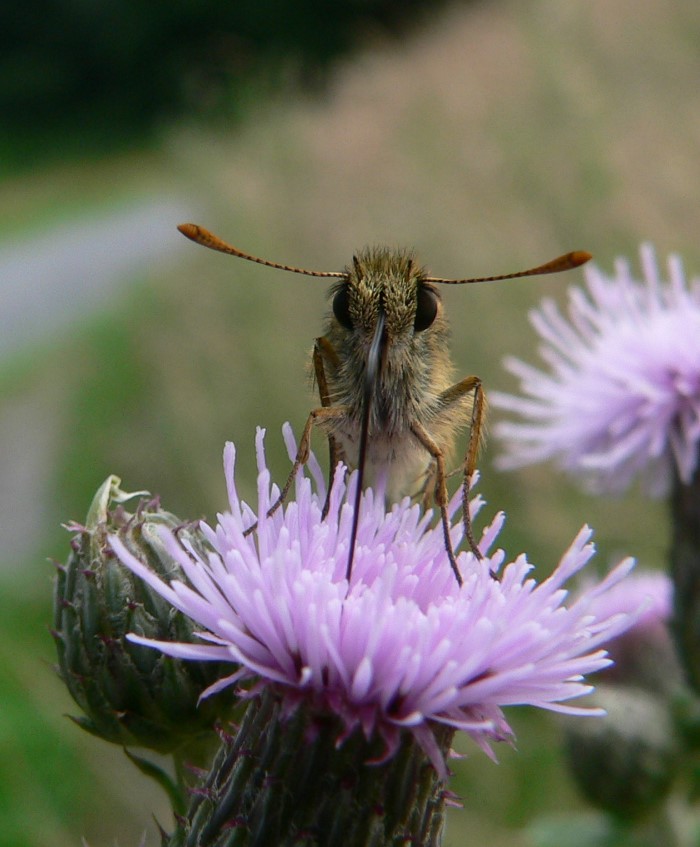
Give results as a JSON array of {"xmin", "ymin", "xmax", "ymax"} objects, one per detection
[
  {"xmin": 0, "ymin": 197, "xmax": 192, "ymax": 356},
  {"xmin": 0, "ymin": 197, "xmax": 194, "ymax": 568}
]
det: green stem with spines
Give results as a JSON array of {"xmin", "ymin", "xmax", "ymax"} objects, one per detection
[
  {"xmin": 671, "ymin": 464, "xmax": 700, "ymax": 693},
  {"xmin": 166, "ymin": 688, "xmax": 453, "ymax": 847}
]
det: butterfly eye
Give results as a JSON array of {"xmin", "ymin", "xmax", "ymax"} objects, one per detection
[
  {"xmin": 414, "ymin": 286, "xmax": 438, "ymax": 332},
  {"xmin": 332, "ymin": 286, "xmax": 353, "ymax": 329}
]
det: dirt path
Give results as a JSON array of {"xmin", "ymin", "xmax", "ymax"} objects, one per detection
[
  {"xmin": 0, "ymin": 197, "xmax": 192, "ymax": 356},
  {"xmin": 0, "ymin": 197, "xmax": 192, "ymax": 568}
]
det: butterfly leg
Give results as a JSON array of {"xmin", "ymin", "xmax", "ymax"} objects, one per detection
[
  {"xmin": 437, "ymin": 375, "xmax": 486, "ymax": 562},
  {"xmin": 243, "ymin": 401, "xmax": 348, "ymax": 537},
  {"xmin": 411, "ymin": 421, "xmax": 464, "ymax": 587},
  {"xmin": 312, "ymin": 337, "xmax": 346, "ymax": 518}
]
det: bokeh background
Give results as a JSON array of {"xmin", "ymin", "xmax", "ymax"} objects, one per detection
[{"xmin": 2, "ymin": 1, "xmax": 699, "ymax": 844}]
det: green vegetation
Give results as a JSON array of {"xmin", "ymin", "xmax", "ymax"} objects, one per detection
[
  {"xmin": 0, "ymin": 0, "xmax": 454, "ymax": 173},
  {"xmin": 2, "ymin": 0, "xmax": 698, "ymax": 843}
]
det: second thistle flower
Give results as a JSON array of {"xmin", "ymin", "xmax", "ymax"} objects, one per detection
[{"xmin": 492, "ymin": 245, "xmax": 700, "ymax": 496}]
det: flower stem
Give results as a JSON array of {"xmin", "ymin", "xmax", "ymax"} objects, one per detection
[
  {"xmin": 166, "ymin": 689, "xmax": 453, "ymax": 847},
  {"xmin": 670, "ymin": 464, "xmax": 700, "ymax": 692}
]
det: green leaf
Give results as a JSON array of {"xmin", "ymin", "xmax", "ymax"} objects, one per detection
[{"xmin": 124, "ymin": 749, "xmax": 186, "ymax": 817}]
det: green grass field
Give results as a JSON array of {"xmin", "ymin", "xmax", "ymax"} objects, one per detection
[{"xmin": 1, "ymin": 1, "xmax": 697, "ymax": 843}]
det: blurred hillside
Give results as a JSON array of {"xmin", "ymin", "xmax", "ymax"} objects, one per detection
[
  {"xmin": 0, "ymin": 0, "xmax": 454, "ymax": 170},
  {"xmin": 1, "ymin": 0, "xmax": 699, "ymax": 844}
]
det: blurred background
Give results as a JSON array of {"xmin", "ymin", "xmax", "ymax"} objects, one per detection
[{"xmin": 2, "ymin": 0, "xmax": 699, "ymax": 844}]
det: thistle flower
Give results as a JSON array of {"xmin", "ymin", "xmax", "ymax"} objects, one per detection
[
  {"xmin": 582, "ymin": 571, "xmax": 672, "ymax": 638},
  {"xmin": 110, "ymin": 425, "xmax": 637, "ymax": 779},
  {"xmin": 575, "ymin": 571, "xmax": 679, "ymax": 693},
  {"xmin": 492, "ymin": 245, "xmax": 700, "ymax": 496}
]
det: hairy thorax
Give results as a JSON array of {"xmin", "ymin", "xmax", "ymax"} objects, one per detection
[{"xmin": 320, "ymin": 332, "xmax": 469, "ymax": 499}]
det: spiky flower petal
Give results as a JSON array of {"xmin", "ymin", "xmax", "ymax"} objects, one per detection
[{"xmin": 112, "ymin": 426, "xmax": 638, "ymax": 776}]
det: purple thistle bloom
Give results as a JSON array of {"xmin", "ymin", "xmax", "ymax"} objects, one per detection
[
  {"xmin": 110, "ymin": 426, "xmax": 637, "ymax": 777},
  {"xmin": 492, "ymin": 245, "xmax": 700, "ymax": 496},
  {"xmin": 581, "ymin": 571, "xmax": 672, "ymax": 637},
  {"xmin": 575, "ymin": 571, "xmax": 677, "ymax": 693}
]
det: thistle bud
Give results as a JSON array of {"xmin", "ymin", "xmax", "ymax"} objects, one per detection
[
  {"xmin": 53, "ymin": 476, "xmax": 229, "ymax": 754},
  {"xmin": 563, "ymin": 684, "xmax": 678, "ymax": 821}
]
